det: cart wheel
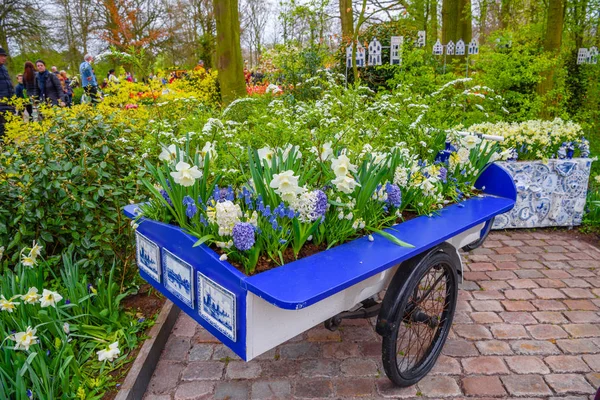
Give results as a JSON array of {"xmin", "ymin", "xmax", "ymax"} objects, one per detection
[
  {"xmin": 324, "ymin": 316, "xmax": 342, "ymax": 331},
  {"xmin": 379, "ymin": 246, "xmax": 458, "ymax": 387},
  {"xmin": 461, "ymin": 217, "xmax": 494, "ymax": 252}
]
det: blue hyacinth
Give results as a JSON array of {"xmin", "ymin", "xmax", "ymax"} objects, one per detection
[
  {"xmin": 314, "ymin": 190, "xmax": 328, "ymax": 218},
  {"xmin": 232, "ymin": 222, "xmax": 255, "ymax": 251},
  {"xmin": 160, "ymin": 190, "xmax": 173, "ymax": 206},
  {"xmin": 385, "ymin": 183, "xmax": 402, "ymax": 208}
]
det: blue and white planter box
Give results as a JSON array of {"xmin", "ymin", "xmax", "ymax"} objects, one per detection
[
  {"xmin": 492, "ymin": 158, "xmax": 593, "ymax": 229},
  {"xmin": 124, "ymin": 164, "xmax": 516, "ymax": 361}
]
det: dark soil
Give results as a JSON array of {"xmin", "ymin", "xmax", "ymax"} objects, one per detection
[{"xmin": 102, "ymin": 285, "xmax": 165, "ymax": 400}]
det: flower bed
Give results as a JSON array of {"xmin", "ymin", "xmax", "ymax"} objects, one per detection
[
  {"xmin": 464, "ymin": 119, "xmax": 593, "ymax": 228},
  {"xmin": 137, "ymin": 132, "xmax": 508, "ymax": 275},
  {"xmin": 0, "ymin": 244, "xmax": 152, "ymax": 398}
]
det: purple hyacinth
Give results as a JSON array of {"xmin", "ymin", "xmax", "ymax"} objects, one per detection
[
  {"xmin": 385, "ymin": 183, "xmax": 402, "ymax": 208},
  {"xmin": 160, "ymin": 190, "xmax": 173, "ymax": 206},
  {"xmin": 313, "ymin": 190, "xmax": 328, "ymax": 218},
  {"xmin": 232, "ymin": 222, "xmax": 255, "ymax": 251},
  {"xmin": 439, "ymin": 167, "xmax": 448, "ymax": 183}
]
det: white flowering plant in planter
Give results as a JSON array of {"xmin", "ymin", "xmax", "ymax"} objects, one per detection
[
  {"xmin": 463, "ymin": 118, "xmax": 589, "ymax": 160},
  {"xmin": 139, "ymin": 130, "xmax": 505, "ymax": 275}
]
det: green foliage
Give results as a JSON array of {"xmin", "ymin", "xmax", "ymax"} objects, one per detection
[
  {"xmin": 0, "ymin": 108, "xmax": 147, "ymax": 278},
  {"xmin": 583, "ymin": 176, "xmax": 600, "ymax": 232},
  {"xmin": 0, "ymin": 246, "xmax": 150, "ymax": 399}
]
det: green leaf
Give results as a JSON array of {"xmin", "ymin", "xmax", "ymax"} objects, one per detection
[
  {"xmin": 367, "ymin": 227, "xmax": 414, "ymax": 248},
  {"xmin": 192, "ymin": 235, "xmax": 214, "ymax": 247}
]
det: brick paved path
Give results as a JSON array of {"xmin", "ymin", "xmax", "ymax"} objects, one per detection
[{"xmin": 144, "ymin": 231, "xmax": 600, "ymax": 399}]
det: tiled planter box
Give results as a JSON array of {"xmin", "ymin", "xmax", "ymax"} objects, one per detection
[{"xmin": 492, "ymin": 158, "xmax": 593, "ymax": 229}]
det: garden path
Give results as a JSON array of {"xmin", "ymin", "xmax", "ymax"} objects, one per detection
[{"xmin": 144, "ymin": 230, "xmax": 600, "ymax": 400}]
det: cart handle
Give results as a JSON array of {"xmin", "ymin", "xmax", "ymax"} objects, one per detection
[{"xmin": 454, "ymin": 130, "xmax": 504, "ymax": 142}]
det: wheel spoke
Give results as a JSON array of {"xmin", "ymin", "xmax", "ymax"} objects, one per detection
[{"xmin": 395, "ymin": 262, "xmax": 454, "ymax": 378}]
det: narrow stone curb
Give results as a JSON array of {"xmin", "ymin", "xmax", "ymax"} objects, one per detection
[{"xmin": 115, "ymin": 300, "xmax": 181, "ymax": 400}]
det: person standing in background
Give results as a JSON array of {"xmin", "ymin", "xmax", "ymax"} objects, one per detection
[
  {"xmin": 60, "ymin": 71, "xmax": 72, "ymax": 106},
  {"xmin": 0, "ymin": 48, "xmax": 15, "ymax": 140},
  {"xmin": 79, "ymin": 54, "xmax": 98, "ymax": 103},
  {"xmin": 22, "ymin": 61, "xmax": 37, "ymax": 118},
  {"xmin": 34, "ymin": 60, "xmax": 63, "ymax": 106},
  {"xmin": 15, "ymin": 74, "xmax": 25, "ymax": 99}
]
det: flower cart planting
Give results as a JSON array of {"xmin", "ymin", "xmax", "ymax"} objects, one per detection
[{"xmin": 126, "ymin": 134, "xmax": 516, "ymax": 387}]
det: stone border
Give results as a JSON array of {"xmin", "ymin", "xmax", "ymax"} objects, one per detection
[{"xmin": 115, "ymin": 300, "xmax": 180, "ymax": 400}]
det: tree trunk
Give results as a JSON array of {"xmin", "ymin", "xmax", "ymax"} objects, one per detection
[
  {"xmin": 441, "ymin": 0, "xmax": 458, "ymax": 44},
  {"xmin": 442, "ymin": 0, "xmax": 470, "ymax": 61},
  {"xmin": 479, "ymin": 0, "xmax": 488, "ymax": 43},
  {"xmin": 214, "ymin": 0, "xmax": 246, "ymax": 105},
  {"xmin": 339, "ymin": 0, "xmax": 353, "ymax": 42},
  {"xmin": 428, "ymin": 0, "xmax": 438, "ymax": 42},
  {"xmin": 500, "ymin": 0, "xmax": 510, "ymax": 29},
  {"xmin": 537, "ymin": 0, "xmax": 565, "ymax": 108}
]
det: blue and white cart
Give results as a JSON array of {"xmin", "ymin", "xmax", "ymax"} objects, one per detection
[{"xmin": 124, "ymin": 163, "xmax": 516, "ymax": 387}]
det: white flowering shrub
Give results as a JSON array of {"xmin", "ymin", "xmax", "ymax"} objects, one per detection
[{"xmin": 0, "ymin": 244, "xmax": 150, "ymax": 398}]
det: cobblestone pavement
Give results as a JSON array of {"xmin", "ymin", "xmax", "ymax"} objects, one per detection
[{"xmin": 144, "ymin": 231, "xmax": 600, "ymax": 399}]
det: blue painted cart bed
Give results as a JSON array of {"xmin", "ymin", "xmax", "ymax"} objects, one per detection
[{"xmin": 124, "ymin": 163, "xmax": 516, "ymax": 387}]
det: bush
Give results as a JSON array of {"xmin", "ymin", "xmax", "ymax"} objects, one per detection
[{"xmin": 0, "ymin": 108, "xmax": 146, "ymax": 278}]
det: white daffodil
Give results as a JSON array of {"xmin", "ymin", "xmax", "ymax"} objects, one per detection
[
  {"xmin": 29, "ymin": 241, "xmax": 43, "ymax": 259},
  {"xmin": 331, "ymin": 155, "xmax": 357, "ymax": 178},
  {"xmin": 200, "ymin": 141, "xmax": 217, "ymax": 161},
  {"xmin": 319, "ymin": 142, "xmax": 333, "ymax": 161},
  {"xmin": 21, "ymin": 254, "xmax": 36, "ymax": 268},
  {"xmin": 0, "ymin": 295, "xmax": 19, "ymax": 312},
  {"xmin": 461, "ymin": 135, "xmax": 481, "ymax": 150},
  {"xmin": 219, "ymin": 254, "xmax": 228, "ymax": 261},
  {"xmin": 21, "ymin": 287, "xmax": 41, "ymax": 304},
  {"xmin": 332, "ymin": 175, "xmax": 361, "ymax": 194},
  {"xmin": 97, "ymin": 341, "xmax": 120, "ymax": 362},
  {"xmin": 158, "ymin": 144, "xmax": 178, "ymax": 162},
  {"xmin": 170, "ymin": 161, "xmax": 203, "ymax": 187},
  {"xmin": 281, "ymin": 144, "xmax": 302, "ymax": 161},
  {"xmin": 63, "ymin": 322, "xmax": 70, "ymax": 334},
  {"xmin": 40, "ymin": 289, "xmax": 63, "ymax": 308},
  {"xmin": 257, "ymin": 146, "xmax": 274, "ymax": 162},
  {"xmin": 13, "ymin": 327, "xmax": 38, "ymax": 351},
  {"xmin": 269, "ymin": 170, "xmax": 305, "ymax": 202}
]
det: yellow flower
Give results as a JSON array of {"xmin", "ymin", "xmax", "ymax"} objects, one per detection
[
  {"xmin": 12, "ymin": 326, "xmax": 37, "ymax": 351},
  {"xmin": 21, "ymin": 254, "xmax": 36, "ymax": 268},
  {"xmin": 0, "ymin": 295, "xmax": 19, "ymax": 312},
  {"xmin": 21, "ymin": 287, "xmax": 41, "ymax": 304}
]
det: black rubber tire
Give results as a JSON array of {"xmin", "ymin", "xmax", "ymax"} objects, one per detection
[{"xmin": 381, "ymin": 250, "xmax": 459, "ymax": 387}]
